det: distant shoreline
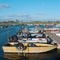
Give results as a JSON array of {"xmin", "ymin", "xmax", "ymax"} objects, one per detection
[{"xmin": 0, "ymin": 21, "xmax": 60, "ymax": 26}]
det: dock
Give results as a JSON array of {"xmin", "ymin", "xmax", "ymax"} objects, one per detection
[{"xmin": 46, "ymin": 32, "xmax": 60, "ymax": 49}]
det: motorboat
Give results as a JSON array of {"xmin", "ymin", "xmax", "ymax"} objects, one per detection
[{"xmin": 2, "ymin": 32, "xmax": 57, "ymax": 54}]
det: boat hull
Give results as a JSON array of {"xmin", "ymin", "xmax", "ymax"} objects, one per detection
[{"xmin": 2, "ymin": 44, "xmax": 57, "ymax": 54}]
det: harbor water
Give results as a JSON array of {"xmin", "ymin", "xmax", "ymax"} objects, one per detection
[{"xmin": 0, "ymin": 25, "xmax": 60, "ymax": 60}]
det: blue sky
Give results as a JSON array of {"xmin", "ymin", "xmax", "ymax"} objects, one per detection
[{"xmin": 0, "ymin": 0, "xmax": 60, "ymax": 22}]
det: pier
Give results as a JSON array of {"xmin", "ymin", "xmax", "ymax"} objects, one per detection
[{"xmin": 46, "ymin": 32, "xmax": 60, "ymax": 49}]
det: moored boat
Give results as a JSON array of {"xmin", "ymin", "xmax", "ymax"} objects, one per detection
[
  {"xmin": 2, "ymin": 33, "xmax": 57, "ymax": 54},
  {"xmin": 2, "ymin": 28, "xmax": 57, "ymax": 54}
]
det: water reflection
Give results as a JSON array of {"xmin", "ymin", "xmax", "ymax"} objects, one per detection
[{"xmin": 4, "ymin": 50, "xmax": 60, "ymax": 60}]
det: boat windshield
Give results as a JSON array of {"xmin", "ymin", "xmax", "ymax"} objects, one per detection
[{"xmin": 22, "ymin": 33, "xmax": 44, "ymax": 38}]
